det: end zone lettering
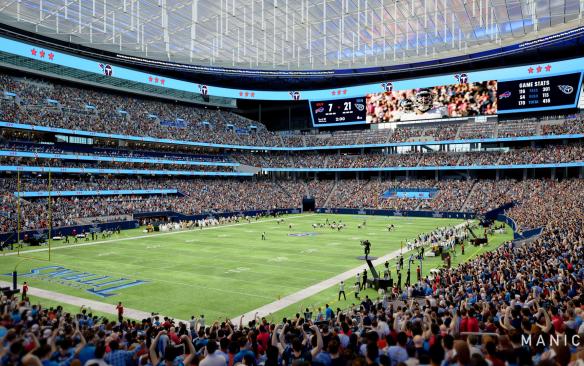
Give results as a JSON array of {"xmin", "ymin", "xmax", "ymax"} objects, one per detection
[{"xmin": 4, "ymin": 266, "xmax": 146, "ymax": 298}]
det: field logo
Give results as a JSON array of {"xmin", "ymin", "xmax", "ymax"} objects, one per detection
[
  {"xmin": 98, "ymin": 63, "xmax": 113, "ymax": 76},
  {"xmin": 290, "ymin": 91, "xmax": 301, "ymax": 100},
  {"xmin": 558, "ymin": 85, "xmax": 574, "ymax": 95},
  {"xmin": 288, "ymin": 232, "xmax": 318, "ymax": 237},
  {"xmin": 381, "ymin": 82, "xmax": 393, "ymax": 92},
  {"xmin": 6, "ymin": 266, "xmax": 146, "ymax": 298},
  {"xmin": 499, "ymin": 91, "xmax": 512, "ymax": 99},
  {"xmin": 198, "ymin": 84, "xmax": 209, "ymax": 95},
  {"xmin": 455, "ymin": 73, "xmax": 469, "ymax": 84}
]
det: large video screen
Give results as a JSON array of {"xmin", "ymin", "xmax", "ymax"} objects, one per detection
[
  {"xmin": 365, "ymin": 81, "xmax": 498, "ymax": 123},
  {"xmin": 497, "ymin": 73, "xmax": 582, "ymax": 112}
]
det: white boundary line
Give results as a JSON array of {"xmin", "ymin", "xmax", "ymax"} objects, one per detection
[
  {"xmin": 1, "ymin": 214, "xmax": 314, "ymax": 257},
  {"xmin": 231, "ymin": 248, "xmax": 405, "ymax": 324},
  {"xmin": 0, "ymin": 280, "xmax": 186, "ymax": 323}
]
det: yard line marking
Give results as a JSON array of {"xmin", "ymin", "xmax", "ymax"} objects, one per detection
[{"xmin": 1, "ymin": 214, "xmax": 315, "ymax": 257}]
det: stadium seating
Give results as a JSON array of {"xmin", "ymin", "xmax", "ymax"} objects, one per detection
[
  {"xmin": 2, "ymin": 73, "xmax": 584, "ymax": 148},
  {"xmin": 1, "ymin": 67, "xmax": 584, "ymax": 366}
]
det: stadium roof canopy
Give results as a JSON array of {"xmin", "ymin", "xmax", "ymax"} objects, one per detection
[{"xmin": 0, "ymin": 0, "xmax": 582, "ymax": 71}]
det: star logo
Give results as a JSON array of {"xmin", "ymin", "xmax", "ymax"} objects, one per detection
[
  {"xmin": 148, "ymin": 76, "xmax": 153, "ymax": 82},
  {"xmin": 536, "ymin": 65, "xmax": 542, "ymax": 73},
  {"xmin": 343, "ymin": 90, "xmax": 347, "ymax": 95},
  {"xmin": 48, "ymin": 52, "xmax": 54, "ymax": 60},
  {"xmin": 332, "ymin": 91, "xmax": 336, "ymax": 96},
  {"xmin": 154, "ymin": 77, "xmax": 159, "ymax": 83},
  {"xmin": 545, "ymin": 65, "xmax": 551, "ymax": 72},
  {"xmin": 244, "ymin": 92, "xmax": 249, "ymax": 97},
  {"xmin": 239, "ymin": 91, "xmax": 243, "ymax": 97},
  {"xmin": 39, "ymin": 50, "xmax": 45, "ymax": 58},
  {"xmin": 160, "ymin": 79, "xmax": 165, "ymax": 85},
  {"xmin": 528, "ymin": 67, "xmax": 534, "ymax": 74},
  {"xmin": 31, "ymin": 48, "xmax": 37, "ymax": 56},
  {"xmin": 250, "ymin": 92, "xmax": 255, "ymax": 97}
]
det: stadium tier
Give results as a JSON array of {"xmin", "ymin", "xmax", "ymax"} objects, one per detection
[{"xmin": 1, "ymin": 7, "xmax": 584, "ymax": 366}]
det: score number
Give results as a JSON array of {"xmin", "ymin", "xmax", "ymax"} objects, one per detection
[{"xmin": 328, "ymin": 101, "xmax": 353, "ymax": 112}]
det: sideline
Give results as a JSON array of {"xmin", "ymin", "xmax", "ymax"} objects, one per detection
[
  {"xmin": 0, "ymin": 280, "xmax": 187, "ymax": 323},
  {"xmin": 231, "ymin": 247, "xmax": 404, "ymax": 324},
  {"xmin": 1, "ymin": 213, "xmax": 315, "ymax": 257}
]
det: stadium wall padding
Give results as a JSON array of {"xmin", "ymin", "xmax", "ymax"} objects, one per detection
[{"xmin": 315, "ymin": 208, "xmax": 475, "ymax": 220}]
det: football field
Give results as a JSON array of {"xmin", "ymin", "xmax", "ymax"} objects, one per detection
[{"xmin": 0, "ymin": 214, "xmax": 512, "ymax": 321}]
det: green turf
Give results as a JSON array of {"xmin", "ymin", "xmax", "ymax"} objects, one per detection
[{"xmin": 0, "ymin": 214, "xmax": 511, "ymax": 321}]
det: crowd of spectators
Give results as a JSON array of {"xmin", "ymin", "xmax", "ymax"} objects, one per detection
[
  {"xmin": 0, "ymin": 142, "xmax": 231, "ymax": 163},
  {"xmin": 0, "ymin": 178, "xmax": 298, "ymax": 232},
  {"xmin": 1, "ymin": 177, "xmax": 583, "ymax": 366},
  {"xmin": 2, "ymin": 73, "xmax": 584, "ymax": 149},
  {"xmin": 1, "ymin": 176, "xmax": 583, "ymax": 234},
  {"xmin": 233, "ymin": 144, "xmax": 583, "ymax": 169}
]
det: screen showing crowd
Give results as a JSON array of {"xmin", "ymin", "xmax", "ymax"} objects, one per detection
[{"xmin": 365, "ymin": 80, "xmax": 498, "ymax": 123}]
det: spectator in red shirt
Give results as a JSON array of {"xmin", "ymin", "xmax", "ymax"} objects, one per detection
[{"xmin": 116, "ymin": 301, "xmax": 124, "ymax": 323}]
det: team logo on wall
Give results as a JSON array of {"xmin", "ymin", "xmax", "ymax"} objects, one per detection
[
  {"xmin": 198, "ymin": 84, "xmax": 209, "ymax": 95},
  {"xmin": 558, "ymin": 85, "xmax": 574, "ymax": 95},
  {"xmin": 290, "ymin": 91, "xmax": 301, "ymax": 100},
  {"xmin": 455, "ymin": 73, "xmax": 469, "ymax": 84},
  {"xmin": 355, "ymin": 103, "xmax": 365, "ymax": 111},
  {"xmin": 381, "ymin": 82, "xmax": 393, "ymax": 92},
  {"xmin": 98, "ymin": 63, "xmax": 113, "ymax": 76}
]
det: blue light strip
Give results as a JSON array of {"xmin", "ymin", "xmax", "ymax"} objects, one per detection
[
  {"xmin": 1, "ymin": 121, "xmax": 581, "ymax": 151},
  {"xmin": 262, "ymin": 162, "xmax": 584, "ymax": 172},
  {"xmin": 0, "ymin": 166, "xmax": 253, "ymax": 176},
  {"xmin": 15, "ymin": 189, "xmax": 179, "ymax": 198},
  {"xmin": 0, "ymin": 150, "xmax": 238, "ymax": 166}
]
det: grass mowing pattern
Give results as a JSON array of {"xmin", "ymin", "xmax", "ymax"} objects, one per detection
[{"xmin": 0, "ymin": 214, "xmax": 511, "ymax": 321}]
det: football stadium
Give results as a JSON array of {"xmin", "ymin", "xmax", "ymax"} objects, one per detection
[{"xmin": 0, "ymin": 1, "xmax": 583, "ymax": 365}]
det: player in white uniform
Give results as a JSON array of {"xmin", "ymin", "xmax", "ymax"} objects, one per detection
[{"xmin": 395, "ymin": 89, "xmax": 448, "ymax": 121}]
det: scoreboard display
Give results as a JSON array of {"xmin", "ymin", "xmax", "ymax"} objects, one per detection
[
  {"xmin": 310, "ymin": 97, "xmax": 366, "ymax": 125},
  {"xmin": 497, "ymin": 73, "xmax": 582, "ymax": 112}
]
